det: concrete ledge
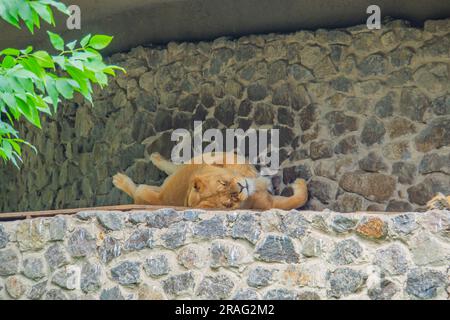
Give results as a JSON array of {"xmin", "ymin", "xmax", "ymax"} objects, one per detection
[{"xmin": 0, "ymin": 209, "xmax": 449, "ymax": 300}]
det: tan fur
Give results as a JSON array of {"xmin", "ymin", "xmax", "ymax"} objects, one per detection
[
  {"xmin": 427, "ymin": 193, "xmax": 450, "ymax": 210},
  {"xmin": 113, "ymin": 152, "xmax": 308, "ymax": 210}
]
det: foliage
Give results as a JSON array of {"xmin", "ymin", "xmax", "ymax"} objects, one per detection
[{"xmin": 0, "ymin": 0, "xmax": 124, "ymax": 167}]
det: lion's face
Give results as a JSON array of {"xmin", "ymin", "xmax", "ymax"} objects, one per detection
[{"xmin": 186, "ymin": 169, "xmax": 255, "ymax": 209}]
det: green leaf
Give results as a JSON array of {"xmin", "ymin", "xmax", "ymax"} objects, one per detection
[
  {"xmin": 20, "ymin": 57, "xmax": 46, "ymax": 79},
  {"xmin": 0, "ymin": 48, "xmax": 20, "ymax": 56},
  {"xmin": 80, "ymin": 34, "xmax": 92, "ymax": 48},
  {"xmin": 66, "ymin": 40, "xmax": 77, "ymax": 50},
  {"xmin": 30, "ymin": 2, "xmax": 53, "ymax": 25},
  {"xmin": 88, "ymin": 35, "xmax": 113, "ymax": 50},
  {"xmin": 32, "ymin": 51, "xmax": 55, "ymax": 68},
  {"xmin": 47, "ymin": 31, "xmax": 64, "ymax": 51},
  {"xmin": 2, "ymin": 56, "xmax": 15, "ymax": 68},
  {"xmin": 15, "ymin": 95, "xmax": 41, "ymax": 128},
  {"xmin": 55, "ymin": 79, "xmax": 74, "ymax": 99}
]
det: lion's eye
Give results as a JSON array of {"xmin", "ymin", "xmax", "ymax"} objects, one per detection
[{"xmin": 219, "ymin": 180, "xmax": 227, "ymax": 186}]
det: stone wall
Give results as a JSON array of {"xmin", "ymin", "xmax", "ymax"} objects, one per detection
[
  {"xmin": 0, "ymin": 209, "xmax": 449, "ymax": 300},
  {"xmin": 0, "ymin": 19, "xmax": 450, "ymax": 213}
]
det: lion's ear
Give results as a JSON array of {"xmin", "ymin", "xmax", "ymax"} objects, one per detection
[{"xmin": 192, "ymin": 177, "xmax": 205, "ymax": 192}]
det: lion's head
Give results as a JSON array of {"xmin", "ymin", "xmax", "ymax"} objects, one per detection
[{"xmin": 185, "ymin": 166, "xmax": 256, "ymax": 209}]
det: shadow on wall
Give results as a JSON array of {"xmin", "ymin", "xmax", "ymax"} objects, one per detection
[{"xmin": 0, "ymin": 18, "xmax": 449, "ymax": 213}]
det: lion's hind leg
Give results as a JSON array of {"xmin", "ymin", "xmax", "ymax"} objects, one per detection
[{"xmin": 150, "ymin": 152, "xmax": 179, "ymax": 175}]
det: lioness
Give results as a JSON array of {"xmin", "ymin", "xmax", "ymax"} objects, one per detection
[{"xmin": 113, "ymin": 152, "xmax": 308, "ymax": 210}]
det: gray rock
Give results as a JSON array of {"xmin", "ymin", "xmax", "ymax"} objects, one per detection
[
  {"xmin": 23, "ymin": 257, "xmax": 46, "ymax": 280},
  {"xmin": 407, "ymin": 174, "xmax": 450, "ymax": 205},
  {"xmin": 97, "ymin": 212, "xmax": 125, "ymax": 231},
  {"xmin": 391, "ymin": 214, "xmax": 418, "ymax": 235},
  {"xmin": 48, "ymin": 216, "xmax": 66, "ymax": 241},
  {"xmin": 81, "ymin": 262, "xmax": 102, "ymax": 293},
  {"xmin": 329, "ymin": 239, "xmax": 363, "ymax": 265},
  {"xmin": 368, "ymin": 279, "xmax": 398, "ymax": 300},
  {"xmin": 431, "ymin": 94, "xmax": 450, "ymax": 115},
  {"xmin": 111, "ymin": 261, "xmax": 141, "ymax": 285},
  {"xmin": 310, "ymin": 140, "xmax": 334, "ymax": 160},
  {"xmin": 330, "ymin": 215, "xmax": 358, "ymax": 233},
  {"xmin": 374, "ymin": 92, "xmax": 395, "ymax": 118},
  {"xmin": 358, "ymin": 54, "xmax": 387, "ymax": 76},
  {"xmin": 359, "ymin": 152, "xmax": 387, "ymax": 172},
  {"xmin": 308, "ymin": 178, "xmax": 336, "ymax": 205},
  {"xmin": 254, "ymin": 102, "xmax": 275, "ymax": 125},
  {"xmin": 247, "ymin": 267, "xmax": 273, "ymax": 288},
  {"xmin": 297, "ymin": 291, "xmax": 321, "ymax": 300},
  {"xmin": 5, "ymin": 276, "xmax": 26, "ymax": 299},
  {"xmin": 325, "ymin": 111, "xmax": 358, "ymax": 136},
  {"xmin": 162, "ymin": 272, "xmax": 195, "ymax": 296},
  {"xmin": 415, "ymin": 117, "xmax": 450, "ymax": 153},
  {"xmin": 410, "ymin": 233, "xmax": 449, "ymax": 266},
  {"xmin": 214, "ymin": 98, "xmax": 236, "ymax": 126},
  {"xmin": 193, "ymin": 216, "xmax": 227, "ymax": 239},
  {"xmin": 406, "ymin": 268, "xmax": 446, "ymax": 299},
  {"xmin": 98, "ymin": 236, "xmax": 121, "ymax": 264},
  {"xmin": 280, "ymin": 211, "xmax": 310, "ymax": 238},
  {"xmin": 52, "ymin": 266, "xmax": 79, "ymax": 290},
  {"xmin": 339, "ymin": 172, "xmax": 396, "ymax": 202},
  {"xmin": 231, "ymin": 213, "xmax": 261, "ymax": 244},
  {"xmin": 161, "ymin": 222, "xmax": 188, "ymax": 249},
  {"xmin": 386, "ymin": 200, "xmax": 413, "ymax": 212},
  {"xmin": 400, "ymin": 88, "xmax": 430, "ymax": 122},
  {"xmin": 374, "ymin": 244, "xmax": 409, "ymax": 275},
  {"xmin": 392, "ymin": 162, "xmax": 416, "ymax": 184},
  {"xmin": 146, "ymin": 209, "xmax": 182, "ymax": 228},
  {"xmin": 232, "ymin": 288, "xmax": 261, "ymax": 300},
  {"xmin": 301, "ymin": 236, "xmax": 324, "ymax": 257},
  {"xmin": 45, "ymin": 288, "xmax": 67, "ymax": 300},
  {"xmin": 330, "ymin": 76, "xmax": 352, "ymax": 92},
  {"xmin": 247, "ymin": 83, "xmax": 267, "ymax": 101},
  {"xmin": 68, "ymin": 228, "xmax": 96, "ymax": 258},
  {"xmin": 75, "ymin": 211, "xmax": 97, "ymax": 220},
  {"xmin": 255, "ymin": 235, "xmax": 299, "ymax": 263},
  {"xmin": 0, "ymin": 249, "xmax": 19, "ymax": 276},
  {"xmin": 361, "ymin": 117, "xmax": 386, "ymax": 146},
  {"xmin": 27, "ymin": 281, "xmax": 47, "ymax": 300},
  {"xmin": 0, "ymin": 225, "xmax": 9, "ymax": 248},
  {"xmin": 196, "ymin": 274, "xmax": 235, "ymax": 299},
  {"xmin": 128, "ymin": 211, "xmax": 151, "ymax": 224},
  {"xmin": 183, "ymin": 210, "xmax": 201, "ymax": 221},
  {"xmin": 144, "ymin": 255, "xmax": 170, "ymax": 277},
  {"xmin": 177, "ymin": 245, "xmax": 205, "ymax": 269},
  {"xmin": 264, "ymin": 288, "xmax": 297, "ymax": 300},
  {"xmin": 334, "ymin": 135, "xmax": 358, "ymax": 154},
  {"xmin": 210, "ymin": 241, "xmax": 248, "ymax": 268},
  {"xmin": 124, "ymin": 228, "xmax": 154, "ymax": 251},
  {"xmin": 16, "ymin": 219, "xmax": 47, "ymax": 251},
  {"xmin": 100, "ymin": 286, "xmax": 125, "ymax": 300},
  {"xmin": 45, "ymin": 244, "xmax": 69, "ymax": 270},
  {"xmin": 419, "ymin": 153, "xmax": 450, "ymax": 174},
  {"xmin": 327, "ymin": 268, "xmax": 367, "ymax": 298}
]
